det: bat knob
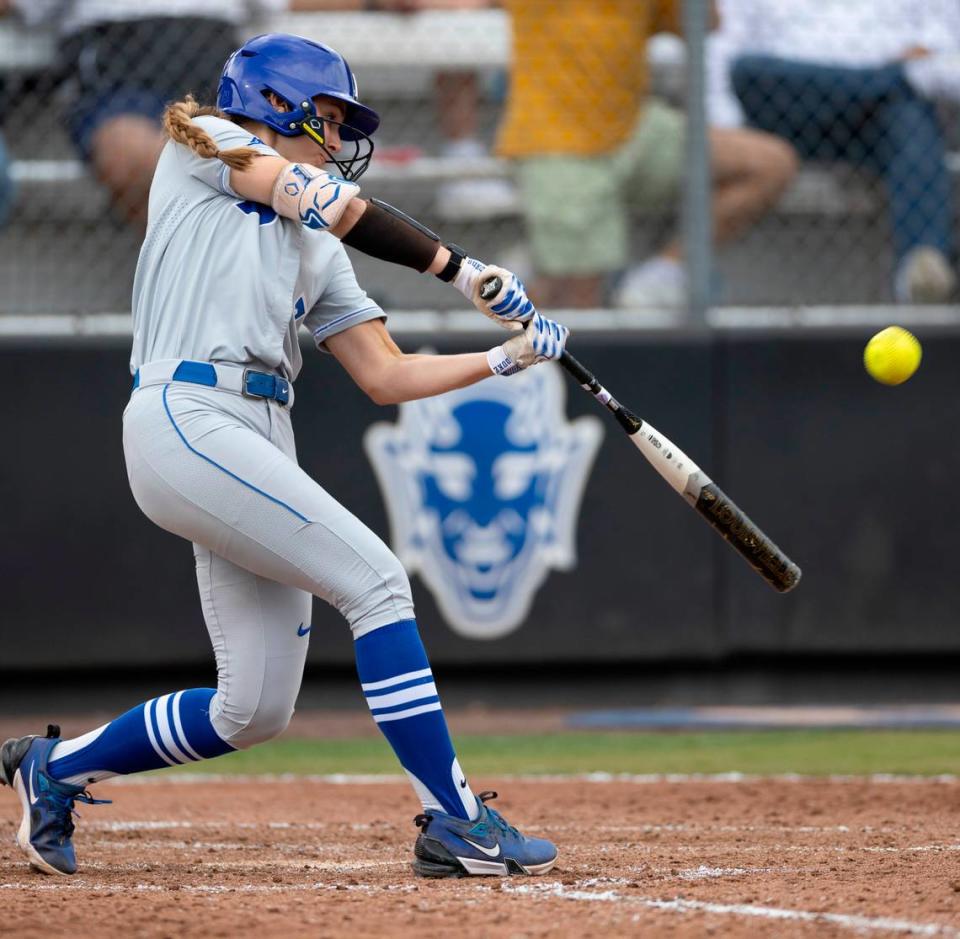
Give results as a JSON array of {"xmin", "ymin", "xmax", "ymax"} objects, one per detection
[{"xmin": 479, "ymin": 275, "xmax": 503, "ymax": 301}]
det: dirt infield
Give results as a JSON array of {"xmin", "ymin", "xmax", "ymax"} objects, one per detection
[{"xmin": 4, "ymin": 775, "xmax": 960, "ymax": 938}]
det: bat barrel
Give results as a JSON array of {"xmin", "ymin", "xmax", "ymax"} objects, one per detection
[{"xmin": 695, "ymin": 483, "xmax": 802, "ymax": 592}]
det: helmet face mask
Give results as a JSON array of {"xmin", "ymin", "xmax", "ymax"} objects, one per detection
[
  {"xmin": 297, "ymin": 100, "xmax": 375, "ymax": 182},
  {"xmin": 217, "ymin": 33, "xmax": 380, "ymax": 180}
]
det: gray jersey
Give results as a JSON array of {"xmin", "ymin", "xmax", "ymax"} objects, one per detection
[{"xmin": 131, "ymin": 115, "xmax": 383, "ymax": 380}]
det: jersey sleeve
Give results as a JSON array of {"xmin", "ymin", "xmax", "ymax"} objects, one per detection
[
  {"xmin": 177, "ymin": 115, "xmax": 281, "ymax": 197},
  {"xmin": 302, "ymin": 243, "xmax": 385, "ymax": 352}
]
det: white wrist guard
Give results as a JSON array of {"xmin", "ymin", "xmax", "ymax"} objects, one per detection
[
  {"xmin": 452, "ymin": 255, "xmax": 487, "ymax": 300},
  {"xmin": 487, "ymin": 312, "xmax": 570, "ymax": 375},
  {"xmin": 271, "ymin": 162, "xmax": 360, "ymax": 231},
  {"xmin": 486, "ymin": 344, "xmax": 522, "ymax": 376}
]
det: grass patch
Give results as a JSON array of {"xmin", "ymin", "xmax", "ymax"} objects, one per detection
[{"xmin": 172, "ymin": 730, "xmax": 960, "ymax": 777}]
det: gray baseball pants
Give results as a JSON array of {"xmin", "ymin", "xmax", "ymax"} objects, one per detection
[{"xmin": 122, "ymin": 381, "xmax": 415, "ymax": 748}]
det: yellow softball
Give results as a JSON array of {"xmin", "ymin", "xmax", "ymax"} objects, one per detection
[{"xmin": 863, "ymin": 326, "xmax": 922, "ymax": 386}]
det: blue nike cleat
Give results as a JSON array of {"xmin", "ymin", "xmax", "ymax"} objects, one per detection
[
  {"xmin": 0, "ymin": 724, "xmax": 109, "ymax": 876},
  {"xmin": 412, "ymin": 790, "xmax": 557, "ymax": 877}
]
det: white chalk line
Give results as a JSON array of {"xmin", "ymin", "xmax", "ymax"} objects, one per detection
[
  {"xmin": 498, "ymin": 882, "xmax": 960, "ymax": 936},
  {"xmin": 3, "ymin": 871, "xmax": 956, "ymax": 935},
  {"xmin": 103, "ymin": 771, "xmax": 960, "ymax": 786},
  {"xmin": 638, "ymin": 896, "xmax": 958, "ymax": 937},
  {"xmin": 3, "ymin": 879, "xmax": 944, "ymax": 936}
]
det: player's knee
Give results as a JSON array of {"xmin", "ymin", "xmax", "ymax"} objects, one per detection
[
  {"xmin": 343, "ymin": 549, "xmax": 415, "ymax": 639},
  {"xmin": 224, "ymin": 705, "xmax": 294, "ymax": 749},
  {"xmin": 212, "ymin": 695, "xmax": 296, "ymax": 750}
]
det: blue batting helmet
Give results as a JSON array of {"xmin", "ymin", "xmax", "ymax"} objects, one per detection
[{"xmin": 217, "ymin": 33, "xmax": 380, "ymax": 142}]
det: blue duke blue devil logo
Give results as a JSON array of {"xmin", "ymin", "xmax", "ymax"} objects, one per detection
[{"xmin": 364, "ymin": 364, "xmax": 603, "ymax": 639}]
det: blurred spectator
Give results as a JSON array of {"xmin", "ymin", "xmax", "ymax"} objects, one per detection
[
  {"xmin": 0, "ymin": 0, "xmax": 507, "ymax": 230},
  {"xmin": 433, "ymin": 63, "xmax": 517, "ymax": 221},
  {"xmin": 1, "ymin": 0, "xmax": 262, "ymax": 228},
  {"xmin": 350, "ymin": 0, "xmax": 515, "ymax": 221},
  {"xmin": 709, "ymin": 0, "xmax": 960, "ymax": 304},
  {"xmin": 494, "ymin": 0, "xmax": 797, "ymax": 311},
  {"xmin": 0, "ymin": 130, "xmax": 13, "ymax": 228}
]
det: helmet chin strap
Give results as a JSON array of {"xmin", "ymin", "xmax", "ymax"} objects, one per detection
[{"xmin": 297, "ymin": 99, "xmax": 374, "ymax": 182}]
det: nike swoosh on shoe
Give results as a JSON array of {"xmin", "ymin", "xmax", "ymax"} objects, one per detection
[{"xmin": 461, "ymin": 837, "xmax": 501, "ymax": 858}]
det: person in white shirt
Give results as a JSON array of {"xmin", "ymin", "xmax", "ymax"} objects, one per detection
[{"xmin": 708, "ymin": 0, "xmax": 960, "ymax": 303}]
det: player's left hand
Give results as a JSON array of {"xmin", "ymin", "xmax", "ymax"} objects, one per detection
[
  {"xmin": 470, "ymin": 265, "xmax": 536, "ymax": 328},
  {"xmin": 488, "ymin": 311, "xmax": 569, "ymax": 375}
]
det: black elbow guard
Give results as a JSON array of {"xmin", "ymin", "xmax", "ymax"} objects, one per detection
[{"xmin": 342, "ymin": 198, "xmax": 443, "ymax": 273}]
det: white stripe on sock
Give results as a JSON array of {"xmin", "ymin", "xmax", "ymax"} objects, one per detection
[
  {"xmin": 171, "ymin": 691, "xmax": 204, "ymax": 762},
  {"xmin": 47, "ymin": 723, "xmax": 109, "ymax": 764},
  {"xmin": 360, "ymin": 667, "xmax": 433, "ymax": 693},
  {"xmin": 155, "ymin": 694, "xmax": 190, "ymax": 765},
  {"xmin": 365, "ymin": 682, "xmax": 438, "ymax": 711},
  {"xmin": 373, "ymin": 702, "xmax": 443, "ymax": 724},
  {"xmin": 451, "ymin": 757, "xmax": 479, "ymax": 820},
  {"xmin": 143, "ymin": 699, "xmax": 178, "ymax": 767},
  {"xmin": 404, "ymin": 768, "xmax": 445, "ymax": 814}
]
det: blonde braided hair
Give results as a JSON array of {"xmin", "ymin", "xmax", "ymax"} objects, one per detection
[{"xmin": 162, "ymin": 95, "xmax": 260, "ymax": 171}]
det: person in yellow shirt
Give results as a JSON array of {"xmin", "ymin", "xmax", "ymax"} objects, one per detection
[{"xmin": 495, "ymin": 0, "xmax": 797, "ymax": 310}]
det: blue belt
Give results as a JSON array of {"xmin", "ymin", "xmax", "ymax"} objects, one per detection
[{"xmin": 132, "ymin": 361, "xmax": 291, "ymax": 406}]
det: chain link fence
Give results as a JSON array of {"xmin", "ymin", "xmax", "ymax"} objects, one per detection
[
  {"xmin": 0, "ymin": 1, "xmax": 957, "ymax": 315},
  {"xmin": 710, "ymin": 0, "xmax": 960, "ymax": 307}
]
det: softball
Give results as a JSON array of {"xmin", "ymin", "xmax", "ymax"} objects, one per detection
[{"xmin": 863, "ymin": 326, "xmax": 922, "ymax": 385}]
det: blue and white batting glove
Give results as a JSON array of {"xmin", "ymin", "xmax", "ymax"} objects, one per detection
[
  {"xmin": 452, "ymin": 262, "xmax": 536, "ymax": 328},
  {"xmin": 487, "ymin": 310, "xmax": 570, "ymax": 376}
]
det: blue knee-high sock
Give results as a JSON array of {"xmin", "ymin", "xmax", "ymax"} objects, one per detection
[
  {"xmin": 355, "ymin": 620, "xmax": 478, "ymax": 821},
  {"xmin": 47, "ymin": 689, "xmax": 234, "ymax": 785}
]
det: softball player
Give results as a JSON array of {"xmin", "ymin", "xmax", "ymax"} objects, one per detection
[{"xmin": 0, "ymin": 33, "xmax": 566, "ymax": 880}]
